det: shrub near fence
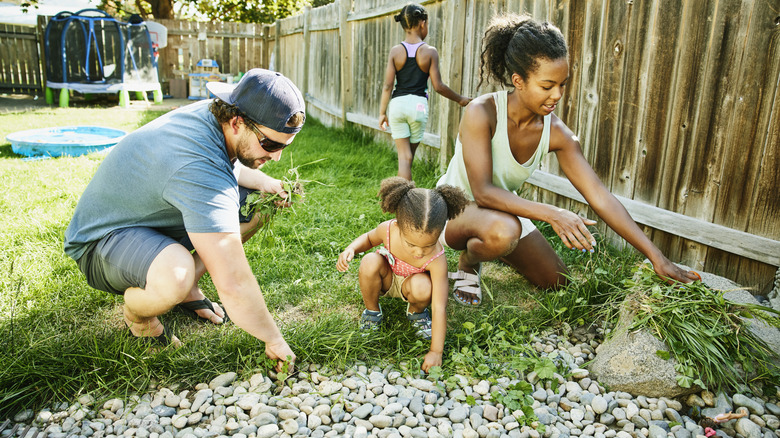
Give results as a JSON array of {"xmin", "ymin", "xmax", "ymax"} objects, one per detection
[{"xmin": 0, "ymin": 0, "xmax": 777, "ymax": 292}]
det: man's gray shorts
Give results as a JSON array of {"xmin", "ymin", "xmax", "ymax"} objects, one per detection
[
  {"xmin": 76, "ymin": 187, "xmax": 256, "ymax": 295},
  {"xmin": 76, "ymin": 227, "xmax": 187, "ymax": 295}
]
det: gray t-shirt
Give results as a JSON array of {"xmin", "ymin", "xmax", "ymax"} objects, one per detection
[{"xmin": 64, "ymin": 100, "xmax": 239, "ymax": 261}]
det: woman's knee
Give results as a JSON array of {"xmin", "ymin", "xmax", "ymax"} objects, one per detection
[
  {"xmin": 480, "ymin": 216, "xmax": 523, "ymax": 251},
  {"xmin": 508, "ymin": 232, "xmax": 570, "ymax": 289},
  {"xmin": 535, "ymin": 269, "xmax": 569, "ymax": 290}
]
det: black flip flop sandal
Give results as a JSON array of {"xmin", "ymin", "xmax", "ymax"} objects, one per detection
[
  {"xmin": 126, "ymin": 321, "xmax": 174, "ymax": 347},
  {"xmin": 173, "ymin": 297, "xmax": 230, "ymax": 323}
]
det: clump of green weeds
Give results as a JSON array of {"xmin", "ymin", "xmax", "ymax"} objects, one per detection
[
  {"xmin": 621, "ymin": 264, "xmax": 780, "ymax": 392},
  {"xmin": 428, "ymin": 314, "xmax": 568, "ymax": 430},
  {"xmin": 240, "ymin": 159, "xmax": 324, "ymax": 244},
  {"xmin": 528, "ymin": 220, "xmax": 640, "ymax": 328}
]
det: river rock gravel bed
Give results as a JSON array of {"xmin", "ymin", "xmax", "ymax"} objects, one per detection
[{"xmin": 3, "ymin": 330, "xmax": 779, "ymax": 438}]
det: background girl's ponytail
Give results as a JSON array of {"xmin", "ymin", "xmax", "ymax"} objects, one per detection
[{"xmin": 395, "ymin": 3, "xmax": 429, "ymax": 30}]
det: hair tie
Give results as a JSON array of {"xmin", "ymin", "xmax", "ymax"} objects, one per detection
[{"xmin": 394, "ymin": 13, "xmax": 402, "ymax": 22}]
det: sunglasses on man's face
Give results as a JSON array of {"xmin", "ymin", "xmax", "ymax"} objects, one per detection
[{"xmin": 245, "ymin": 120, "xmax": 288, "ymax": 153}]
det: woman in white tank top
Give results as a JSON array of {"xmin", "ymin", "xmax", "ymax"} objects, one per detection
[{"xmin": 437, "ymin": 14, "xmax": 700, "ymax": 307}]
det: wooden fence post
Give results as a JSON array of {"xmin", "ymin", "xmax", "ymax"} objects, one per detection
[
  {"xmin": 274, "ymin": 21, "xmax": 281, "ymax": 71},
  {"xmin": 437, "ymin": 0, "xmax": 468, "ymax": 170},
  {"xmin": 302, "ymin": 6, "xmax": 311, "ymax": 97},
  {"xmin": 261, "ymin": 24, "xmax": 269, "ymax": 69},
  {"xmin": 37, "ymin": 15, "xmax": 48, "ymax": 100},
  {"xmin": 339, "ymin": 0, "xmax": 353, "ymax": 127}
]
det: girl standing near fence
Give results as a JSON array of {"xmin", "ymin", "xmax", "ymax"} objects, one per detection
[
  {"xmin": 379, "ymin": 3, "xmax": 471, "ymax": 181},
  {"xmin": 437, "ymin": 13, "xmax": 700, "ymax": 307}
]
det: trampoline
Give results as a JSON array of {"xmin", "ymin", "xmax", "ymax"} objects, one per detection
[
  {"xmin": 44, "ymin": 9, "xmax": 163, "ymax": 108},
  {"xmin": 5, "ymin": 126, "xmax": 127, "ymax": 158}
]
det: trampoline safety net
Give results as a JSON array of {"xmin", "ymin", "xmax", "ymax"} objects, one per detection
[{"xmin": 45, "ymin": 9, "xmax": 159, "ymax": 88}]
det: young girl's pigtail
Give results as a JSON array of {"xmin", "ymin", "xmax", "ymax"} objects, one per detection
[
  {"xmin": 434, "ymin": 185, "xmax": 469, "ymax": 220},
  {"xmin": 379, "ymin": 176, "xmax": 416, "ymax": 214}
]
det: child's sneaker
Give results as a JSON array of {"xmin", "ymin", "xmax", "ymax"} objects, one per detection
[
  {"xmin": 406, "ymin": 307, "xmax": 432, "ymax": 340},
  {"xmin": 360, "ymin": 307, "xmax": 383, "ymax": 332}
]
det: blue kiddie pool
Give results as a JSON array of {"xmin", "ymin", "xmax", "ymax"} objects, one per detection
[{"xmin": 5, "ymin": 126, "xmax": 127, "ymax": 158}]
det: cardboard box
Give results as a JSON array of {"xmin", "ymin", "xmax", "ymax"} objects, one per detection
[{"xmin": 169, "ymin": 78, "xmax": 187, "ymax": 99}]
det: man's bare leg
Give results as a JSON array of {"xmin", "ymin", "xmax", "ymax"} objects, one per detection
[{"xmin": 123, "ymin": 243, "xmax": 197, "ymax": 346}]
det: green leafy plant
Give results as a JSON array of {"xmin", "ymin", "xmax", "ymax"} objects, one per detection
[
  {"xmin": 491, "ymin": 381, "xmax": 538, "ymax": 427},
  {"xmin": 427, "ymin": 366, "xmax": 444, "ymax": 381},
  {"xmin": 527, "ymin": 223, "xmax": 639, "ymax": 327},
  {"xmin": 623, "ymin": 264, "xmax": 780, "ymax": 391},
  {"xmin": 261, "ymin": 354, "xmax": 294, "ymax": 385},
  {"xmin": 240, "ymin": 159, "xmax": 324, "ymax": 244}
]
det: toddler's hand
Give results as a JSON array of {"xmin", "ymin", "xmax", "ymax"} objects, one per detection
[
  {"xmin": 337, "ymin": 249, "xmax": 354, "ymax": 272},
  {"xmin": 421, "ymin": 350, "xmax": 442, "ymax": 372}
]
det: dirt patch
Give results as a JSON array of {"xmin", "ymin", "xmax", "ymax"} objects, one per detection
[{"xmin": 0, "ymin": 94, "xmax": 49, "ymax": 114}]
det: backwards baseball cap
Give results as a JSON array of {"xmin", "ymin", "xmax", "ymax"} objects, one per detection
[{"xmin": 206, "ymin": 68, "xmax": 306, "ymax": 134}]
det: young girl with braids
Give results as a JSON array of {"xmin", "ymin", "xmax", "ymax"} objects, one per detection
[
  {"xmin": 379, "ymin": 3, "xmax": 471, "ymax": 181},
  {"xmin": 337, "ymin": 177, "xmax": 468, "ymax": 371},
  {"xmin": 437, "ymin": 13, "xmax": 700, "ymax": 307}
]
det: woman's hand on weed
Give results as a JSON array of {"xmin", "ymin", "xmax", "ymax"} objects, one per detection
[
  {"xmin": 652, "ymin": 258, "xmax": 701, "ymax": 284},
  {"xmin": 421, "ymin": 350, "xmax": 442, "ymax": 372},
  {"xmin": 337, "ymin": 249, "xmax": 354, "ymax": 272}
]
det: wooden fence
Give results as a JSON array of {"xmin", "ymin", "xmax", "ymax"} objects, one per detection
[
  {"xmin": 0, "ymin": 23, "xmax": 43, "ymax": 94},
  {"xmin": 152, "ymin": 19, "xmax": 267, "ymax": 85},
  {"xmin": 0, "ymin": 0, "xmax": 777, "ymax": 292},
  {"xmin": 264, "ymin": 0, "xmax": 780, "ymax": 293}
]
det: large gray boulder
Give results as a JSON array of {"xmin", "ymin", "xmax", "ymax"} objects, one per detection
[
  {"xmin": 588, "ymin": 323, "xmax": 694, "ymax": 398},
  {"xmin": 589, "ymin": 264, "xmax": 780, "ymax": 398}
]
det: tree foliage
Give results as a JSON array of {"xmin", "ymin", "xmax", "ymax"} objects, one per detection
[
  {"xmin": 22, "ymin": 0, "xmax": 334, "ymax": 22},
  {"xmin": 177, "ymin": 0, "xmax": 310, "ymax": 23}
]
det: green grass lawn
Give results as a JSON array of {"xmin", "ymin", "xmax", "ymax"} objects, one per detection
[{"xmin": 0, "ymin": 102, "xmax": 651, "ymax": 416}]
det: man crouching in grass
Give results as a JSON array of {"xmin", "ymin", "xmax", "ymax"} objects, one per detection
[{"xmin": 63, "ymin": 68, "xmax": 304, "ymax": 372}]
